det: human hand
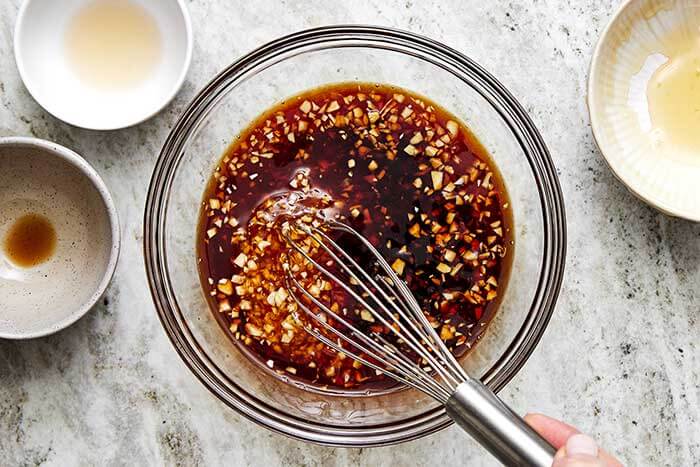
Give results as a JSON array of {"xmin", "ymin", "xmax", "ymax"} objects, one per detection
[{"xmin": 525, "ymin": 413, "xmax": 624, "ymax": 467}]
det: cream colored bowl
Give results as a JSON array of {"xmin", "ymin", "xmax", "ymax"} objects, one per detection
[
  {"xmin": 0, "ymin": 137, "xmax": 120, "ymax": 339},
  {"xmin": 588, "ymin": 0, "xmax": 700, "ymax": 222}
]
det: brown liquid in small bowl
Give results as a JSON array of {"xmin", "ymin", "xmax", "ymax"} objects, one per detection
[{"xmin": 3, "ymin": 213, "xmax": 56, "ymax": 268}]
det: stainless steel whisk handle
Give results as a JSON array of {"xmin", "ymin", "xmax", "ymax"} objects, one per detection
[{"xmin": 445, "ymin": 380, "xmax": 556, "ymax": 467}]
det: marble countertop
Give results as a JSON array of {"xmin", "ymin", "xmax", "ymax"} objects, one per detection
[{"xmin": 1, "ymin": 0, "xmax": 699, "ymax": 465}]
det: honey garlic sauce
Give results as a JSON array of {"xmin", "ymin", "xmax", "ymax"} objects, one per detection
[{"xmin": 198, "ymin": 83, "xmax": 513, "ymax": 393}]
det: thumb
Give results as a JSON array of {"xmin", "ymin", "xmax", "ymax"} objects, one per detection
[{"xmin": 553, "ymin": 434, "xmax": 607, "ymax": 467}]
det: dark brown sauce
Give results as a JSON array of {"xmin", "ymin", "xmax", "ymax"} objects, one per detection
[
  {"xmin": 4, "ymin": 214, "xmax": 57, "ymax": 268},
  {"xmin": 197, "ymin": 83, "xmax": 513, "ymax": 394}
]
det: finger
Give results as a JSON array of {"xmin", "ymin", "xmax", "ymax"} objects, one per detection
[
  {"xmin": 554, "ymin": 447, "xmax": 567, "ymax": 460},
  {"xmin": 524, "ymin": 413, "xmax": 580, "ymax": 449},
  {"xmin": 552, "ymin": 455, "xmax": 607, "ymax": 467},
  {"xmin": 525, "ymin": 414, "xmax": 624, "ymax": 467},
  {"xmin": 551, "ymin": 435, "xmax": 606, "ymax": 467},
  {"xmin": 566, "ymin": 432, "xmax": 624, "ymax": 467},
  {"xmin": 567, "ymin": 434, "xmax": 599, "ymax": 457}
]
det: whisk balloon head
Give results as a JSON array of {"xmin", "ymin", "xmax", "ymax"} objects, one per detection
[{"xmin": 282, "ymin": 218, "xmax": 472, "ymax": 402}]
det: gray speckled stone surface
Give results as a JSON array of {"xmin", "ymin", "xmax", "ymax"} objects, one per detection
[{"xmin": 1, "ymin": 0, "xmax": 699, "ymax": 465}]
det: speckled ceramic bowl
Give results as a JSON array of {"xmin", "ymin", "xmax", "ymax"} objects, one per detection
[
  {"xmin": 588, "ymin": 0, "xmax": 700, "ymax": 222},
  {"xmin": 0, "ymin": 137, "xmax": 120, "ymax": 339},
  {"xmin": 144, "ymin": 26, "xmax": 566, "ymax": 446}
]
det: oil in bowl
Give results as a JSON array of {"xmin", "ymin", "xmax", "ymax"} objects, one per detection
[
  {"xmin": 644, "ymin": 36, "xmax": 700, "ymax": 164},
  {"xmin": 65, "ymin": 0, "xmax": 162, "ymax": 90}
]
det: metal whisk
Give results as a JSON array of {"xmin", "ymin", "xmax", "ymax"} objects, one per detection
[{"xmin": 283, "ymin": 219, "xmax": 556, "ymax": 467}]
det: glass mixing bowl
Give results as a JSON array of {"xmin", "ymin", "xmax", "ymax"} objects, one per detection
[{"xmin": 144, "ymin": 26, "xmax": 566, "ymax": 447}]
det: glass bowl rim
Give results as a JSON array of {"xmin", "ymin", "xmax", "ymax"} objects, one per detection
[{"xmin": 143, "ymin": 24, "xmax": 567, "ymax": 447}]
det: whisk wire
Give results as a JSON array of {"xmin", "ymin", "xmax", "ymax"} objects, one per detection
[
  {"xmin": 353, "ymin": 228, "xmax": 471, "ymax": 384},
  {"xmin": 285, "ymin": 274, "xmax": 451, "ymax": 401},
  {"xmin": 285, "ymin": 271, "xmax": 434, "ymax": 389},
  {"xmin": 318, "ymin": 221, "xmax": 468, "ymax": 387},
  {"xmin": 314, "ymin": 229, "xmax": 460, "ymax": 386},
  {"xmin": 286, "ymin": 223, "xmax": 463, "ymax": 391}
]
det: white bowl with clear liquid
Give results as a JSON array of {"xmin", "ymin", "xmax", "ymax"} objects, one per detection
[
  {"xmin": 588, "ymin": 0, "xmax": 700, "ymax": 222},
  {"xmin": 14, "ymin": 0, "xmax": 192, "ymax": 130}
]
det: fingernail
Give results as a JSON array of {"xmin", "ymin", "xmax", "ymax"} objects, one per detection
[{"xmin": 566, "ymin": 434, "xmax": 599, "ymax": 457}]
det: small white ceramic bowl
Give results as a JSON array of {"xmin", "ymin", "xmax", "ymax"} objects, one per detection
[
  {"xmin": 588, "ymin": 0, "xmax": 700, "ymax": 222},
  {"xmin": 14, "ymin": 0, "xmax": 192, "ymax": 130},
  {"xmin": 0, "ymin": 137, "xmax": 120, "ymax": 339}
]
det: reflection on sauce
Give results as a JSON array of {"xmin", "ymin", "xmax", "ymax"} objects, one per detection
[
  {"xmin": 3, "ymin": 214, "xmax": 57, "ymax": 268},
  {"xmin": 65, "ymin": 0, "xmax": 162, "ymax": 89}
]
